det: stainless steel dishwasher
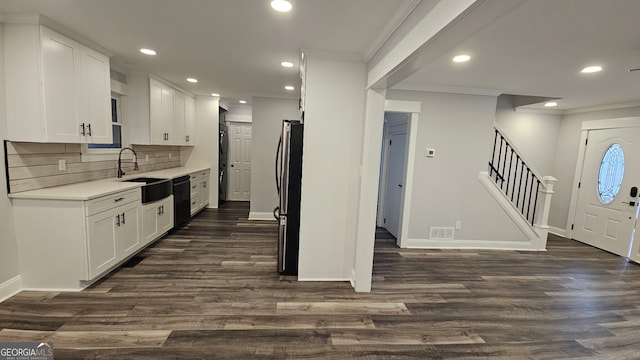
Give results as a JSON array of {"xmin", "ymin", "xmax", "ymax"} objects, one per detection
[{"xmin": 172, "ymin": 175, "xmax": 191, "ymax": 227}]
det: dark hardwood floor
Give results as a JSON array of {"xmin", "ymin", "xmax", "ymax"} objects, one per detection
[{"xmin": 2, "ymin": 201, "xmax": 640, "ymax": 359}]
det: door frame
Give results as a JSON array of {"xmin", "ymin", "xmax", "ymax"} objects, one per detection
[
  {"xmin": 567, "ymin": 117, "xmax": 640, "ymax": 242},
  {"xmin": 381, "ymin": 100, "xmax": 420, "ymax": 248}
]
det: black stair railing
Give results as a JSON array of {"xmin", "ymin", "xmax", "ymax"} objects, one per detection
[{"xmin": 488, "ymin": 128, "xmax": 542, "ymax": 226}]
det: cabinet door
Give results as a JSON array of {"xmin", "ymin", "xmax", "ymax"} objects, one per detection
[
  {"xmin": 118, "ymin": 202, "xmax": 140, "ymax": 256},
  {"xmin": 41, "ymin": 27, "xmax": 81, "ymax": 143},
  {"xmin": 142, "ymin": 202, "xmax": 160, "ymax": 245},
  {"xmin": 158, "ymin": 197, "xmax": 174, "ymax": 235},
  {"xmin": 81, "ymin": 47, "xmax": 112, "ymax": 144},
  {"xmin": 87, "ymin": 209, "xmax": 118, "ymax": 279},
  {"xmin": 174, "ymin": 92, "xmax": 186, "ymax": 145},
  {"xmin": 200, "ymin": 174, "xmax": 210, "ymax": 208},
  {"xmin": 190, "ymin": 177, "xmax": 201, "ymax": 215},
  {"xmin": 161, "ymin": 87, "xmax": 175, "ymax": 143},
  {"xmin": 184, "ymin": 96, "xmax": 196, "ymax": 145},
  {"xmin": 149, "ymin": 80, "xmax": 165, "ymax": 144}
]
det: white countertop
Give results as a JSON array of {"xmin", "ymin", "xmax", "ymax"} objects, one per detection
[{"xmin": 9, "ymin": 166, "xmax": 210, "ymax": 201}]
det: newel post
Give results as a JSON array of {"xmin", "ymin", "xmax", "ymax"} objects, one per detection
[{"xmin": 533, "ymin": 176, "xmax": 558, "ymax": 249}]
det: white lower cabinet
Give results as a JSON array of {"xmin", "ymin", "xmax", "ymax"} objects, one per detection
[
  {"xmin": 86, "ymin": 200, "xmax": 140, "ymax": 279},
  {"xmin": 141, "ymin": 196, "xmax": 174, "ymax": 246},
  {"xmin": 13, "ymin": 188, "xmax": 142, "ymax": 290},
  {"xmin": 190, "ymin": 170, "xmax": 210, "ymax": 215}
]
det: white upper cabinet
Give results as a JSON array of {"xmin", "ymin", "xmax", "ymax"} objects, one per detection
[
  {"xmin": 175, "ymin": 91, "xmax": 196, "ymax": 145},
  {"xmin": 5, "ymin": 24, "xmax": 111, "ymax": 143},
  {"xmin": 128, "ymin": 75, "xmax": 196, "ymax": 146},
  {"xmin": 81, "ymin": 46, "xmax": 113, "ymax": 144},
  {"xmin": 184, "ymin": 96, "xmax": 196, "ymax": 145}
]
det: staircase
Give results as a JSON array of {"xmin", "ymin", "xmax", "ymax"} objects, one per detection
[{"xmin": 479, "ymin": 125, "xmax": 557, "ymax": 250}]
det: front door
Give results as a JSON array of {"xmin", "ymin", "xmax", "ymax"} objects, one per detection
[{"xmin": 572, "ymin": 127, "xmax": 640, "ymax": 257}]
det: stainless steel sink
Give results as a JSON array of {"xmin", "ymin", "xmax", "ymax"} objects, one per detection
[{"xmin": 123, "ymin": 177, "xmax": 172, "ymax": 203}]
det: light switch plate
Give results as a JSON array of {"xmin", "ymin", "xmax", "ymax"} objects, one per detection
[{"xmin": 58, "ymin": 159, "xmax": 66, "ymax": 171}]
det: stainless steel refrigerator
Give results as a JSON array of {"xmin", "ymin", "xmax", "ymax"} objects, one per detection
[{"xmin": 274, "ymin": 120, "xmax": 304, "ymax": 276}]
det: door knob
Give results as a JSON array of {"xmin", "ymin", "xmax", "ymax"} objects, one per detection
[{"xmin": 398, "ymin": 184, "xmax": 403, "ymax": 188}]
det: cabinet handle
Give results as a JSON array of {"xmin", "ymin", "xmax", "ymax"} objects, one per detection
[
  {"xmin": 80, "ymin": 123, "xmax": 86, "ymax": 136},
  {"xmin": 158, "ymin": 206, "xmax": 162, "ymax": 215},
  {"xmin": 87, "ymin": 123, "xmax": 92, "ymax": 136},
  {"xmin": 121, "ymin": 212, "xmax": 126, "ymax": 224},
  {"xmin": 166, "ymin": 133, "xmax": 169, "ymax": 141},
  {"xmin": 116, "ymin": 214, "xmax": 120, "ymax": 226},
  {"xmin": 203, "ymin": 182, "xmax": 207, "ymax": 188},
  {"xmin": 186, "ymin": 135, "xmax": 189, "ymax": 142},
  {"xmin": 114, "ymin": 197, "xmax": 125, "ymax": 202}
]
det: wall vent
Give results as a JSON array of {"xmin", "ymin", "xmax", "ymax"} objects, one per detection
[{"xmin": 429, "ymin": 227, "xmax": 455, "ymax": 240}]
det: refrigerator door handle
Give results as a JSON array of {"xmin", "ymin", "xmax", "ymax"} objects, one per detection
[{"xmin": 280, "ymin": 122, "xmax": 292, "ymax": 214}]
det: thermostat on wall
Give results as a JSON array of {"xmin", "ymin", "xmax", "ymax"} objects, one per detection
[{"xmin": 425, "ymin": 148, "xmax": 435, "ymax": 157}]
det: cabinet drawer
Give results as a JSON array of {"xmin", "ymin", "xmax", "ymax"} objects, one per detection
[{"xmin": 86, "ymin": 189, "xmax": 141, "ymax": 216}]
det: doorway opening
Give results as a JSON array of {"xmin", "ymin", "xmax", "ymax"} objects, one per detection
[{"xmin": 377, "ymin": 112, "xmax": 410, "ymax": 245}]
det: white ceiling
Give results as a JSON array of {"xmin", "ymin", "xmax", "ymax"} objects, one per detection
[
  {"xmin": 395, "ymin": 0, "xmax": 640, "ymax": 111},
  {"xmin": 0, "ymin": 0, "xmax": 416, "ymax": 105},
  {"xmin": 1, "ymin": 0, "xmax": 639, "ymax": 111}
]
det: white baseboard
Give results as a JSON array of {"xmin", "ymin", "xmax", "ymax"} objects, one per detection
[
  {"xmin": 549, "ymin": 226, "xmax": 568, "ymax": 238},
  {"xmin": 297, "ymin": 278, "xmax": 352, "ymax": 282},
  {"xmin": 248, "ymin": 212, "xmax": 277, "ymax": 221},
  {"xmin": 0, "ymin": 275, "xmax": 22, "ymax": 303},
  {"xmin": 350, "ymin": 269, "xmax": 356, "ymax": 289},
  {"xmin": 406, "ymin": 238, "xmax": 546, "ymax": 251}
]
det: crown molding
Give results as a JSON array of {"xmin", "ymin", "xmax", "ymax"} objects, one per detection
[
  {"xmin": 363, "ymin": 0, "xmax": 421, "ymax": 62},
  {"xmin": 564, "ymin": 100, "xmax": 640, "ymax": 115}
]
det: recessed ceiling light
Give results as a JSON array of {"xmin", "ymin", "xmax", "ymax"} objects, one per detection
[
  {"xmin": 285, "ymin": 85, "xmax": 295, "ymax": 91},
  {"xmin": 281, "ymin": 61, "xmax": 294, "ymax": 68},
  {"xmin": 139, "ymin": 48, "xmax": 156, "ymax": 56},
  {"xmin": 186, "ymin": 78, "xmax": 198, "ymax": 83},
  {"xmin": 452, "ymin": 54, "xmax": 471, "ymax": 63},
  {"xmin": 211, "ymin": 93, "xmax": 220, "ymax": 97},
  {"xmin": 271, "ymin": 0, "xmax": 292, "ymax": 12},
  {"xmin": 581, "ymin": 65, "xmax": 602, "ymax": 74},
  {"xmin": 239, "ymin": 100, "xmax": 247, "ymax": 104},
  {"xmin": 544, "ymin": 101, "xmax": 558, "ymax": 107}
]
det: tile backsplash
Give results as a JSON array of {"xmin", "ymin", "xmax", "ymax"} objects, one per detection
[{"xmin": 5, "ymin": 142, "xmax": 182, "ymax": 193}]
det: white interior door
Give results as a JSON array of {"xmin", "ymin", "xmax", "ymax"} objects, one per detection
[
  {"xmin": 383, "ymin": 124, "xmax": 408, "ymax": 238},
  {"xmin": 228, "ymin": 123, "xmax": 252, "ymax": 201},
  {"xmin": 573, "ymin": 127, "xmax": 640, "ymax": 257}
]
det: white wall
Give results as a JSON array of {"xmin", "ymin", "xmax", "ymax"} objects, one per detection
[
  {"xmin": 494, "ymin": 95, "xmax": 562, "ymax": 176},
  {"xmin": 226, "ymin": 104, "xmax": 252, "ymax": 123},
  {"xmin": 249, "ymin": 97, "xmax": 300, "ymax": 218},
  {"xmin": 386, "ymin": 90, "xmax": 528, "ymax": 243},
  {"xmin": 0, "ymin": 22, "xmax": 21, "ymax": 292},
  {"xmin": 298, "ymin": 57, "xmax": 366, "ymax": 280},
  {"xmin": 181, "ymin": 96, "xmax": 220, "ymax": 207},
  {"xmin": 549, "ymin": 105, "xmax": 640, "ymax": 230}
]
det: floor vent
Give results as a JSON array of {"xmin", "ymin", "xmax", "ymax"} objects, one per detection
[{"xmin": 429, "ymin": 227, "xmax": 455, "ymax": 240}]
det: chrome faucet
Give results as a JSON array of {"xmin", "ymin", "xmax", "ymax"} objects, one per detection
[{"xmin": 117, "ymin": 147, "xmax": 139, "ymax": 178}]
